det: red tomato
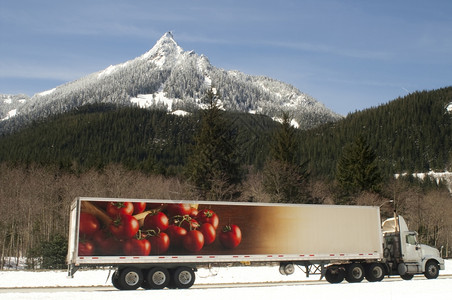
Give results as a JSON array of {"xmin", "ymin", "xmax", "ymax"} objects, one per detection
[
  {"xmin": 92, "ymin": 230, "xmax": 121, "ymax": 255},
  {"xmin": 183, "ymin": 230, "xmax": 204, "ymax": 252},
  {"xmin": 78, "ymin": 240, "xmax": 95, "ymax": 256},
  {"xmin": 199, "ymin": 223, "xmax": 216, "ymax": 245},
  {"xmin": 79, "ymin": 212, "xmax": 100, "ymax": 237},
  {"xmin": 219, "ymin": 224, "xmax": 242, "ymax": 249},
  {"xmin": 180, "ymin": 217, "xmax": 200, "ymax": 231},
  {"xmin": 106, "ymin": 202, "xmax": 134, "ymax": 217},
  {"xmin": 148, "ymin": 232, "xmax": 170, "ymax": 254},
  {"xmin": 123, "ymin": 238, "xmax": 151, "ymax": 256},
  {"xmin": 109, "ymin": 214, "xmax": 140, "ymax": 240},
  {"xmin": 143, "ymin": 211, "xmax": 169, "ymax": 232},
  {"xmin": 132, "ymin": 202, "xmax": 146, "ymax": 214},
  {"xmin": 166, "ymin": 203, "xmax": 192, "ymax": 217},
  {"xmin": 166, "ymin": 225, "xmax": 187, "ymax": 248},
  {"xmin": 196, "ymin": 209, "xmax": 219, "ymax": 229}
]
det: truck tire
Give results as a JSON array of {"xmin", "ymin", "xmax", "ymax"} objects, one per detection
[
  {"xmin": 400, "ymin": 273, "xmax": 414, "ymax": 280},
  {"xmin": 111, "ymin": 271, "xmax": 122, "ymax": 290},
  {"xmin": 117, "ymin": 267, "xmax": 143, "ymax": 290},
  {"xmin": 172, "ymin": 266, "xmax": 195, "ymax": 289},
  {"xmin": 365, "ymin": 263, "xmax": 385, "ymax": 282},
  {"xmin": 325, "ymin": 266, "xmax": 345, "ymax": 284},
  {"xmin": 424, "ymin": 260, "xmax": 439, "ymax": 279},
  {"xmin": 345, "ymin": 263, "xmax": 364, "ymax": 283},
  {"xmin": 145, "ymin": 267, "xmax": 170, "ymax": 289}
]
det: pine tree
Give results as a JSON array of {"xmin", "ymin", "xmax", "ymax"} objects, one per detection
[
  {"xmin": 39, "ymin": 234, "xmax": 68, "ymax": 269},
  {"xmin": 185, "ymin": 89, "xmax": 243, "ymax": 200},
  {"xmin": 336, "ymin": 135, "xmax": 382, "ymax": 198},
  {"xmin": 270, "ymin": 113, "xmax": 298, "ymax": 164},
  {"xmin": 263, "ymin": 113, "xmax": 310, "ymax": 203}
]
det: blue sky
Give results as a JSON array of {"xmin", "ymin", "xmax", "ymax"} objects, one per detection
[{"xmin": 1, "ymin": 0, "xmax": 451, "ymax": 115}]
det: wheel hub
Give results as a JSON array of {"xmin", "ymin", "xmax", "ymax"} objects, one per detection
[
  {"xmin": 125, "ymin": 271, "xmax": 140, "ymax": 286},
  {"xmin": 152, "ymin": 271, "xmax": 166, "ymax": 285}
]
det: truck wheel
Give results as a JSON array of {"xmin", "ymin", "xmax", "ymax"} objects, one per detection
[
  {"xmin": 145, "ymin": 267, "xmax": 170, "ymax": 289},
  {"xmin": 117, "ymin": 267, "xmax": 143, "ymax": 290},
  {"xmin": 424, "ymin": 260, "xmax": 439, "ymax": 279},
  {"xmin": 400, "ymin": 273, "xmax": 414, "ymax": 280},
  {"xmin": 365, "ymin": 263, "xmax": 385, "ymax": 282},
  {"xmin": 111, "ymin": 271, "xmax": 122, "ymax": 290},
  {"xmin": 345, "ymin": 263, "xmax": 364, "ymax": 283},
  {"xmin": 325, "ymin": 266, "xmax": 345, "ymax": 284},
  {"xmin": 172, "ymin": 266, "xmax": 195, "ymax": 289}
]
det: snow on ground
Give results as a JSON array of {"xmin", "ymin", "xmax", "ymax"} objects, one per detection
[
  {"xmin": 171, "ymin": 110, "xmax": 190, "ymax": 116},
  {"xmin": 0, "ymin": 260, "xmax": 451, "ymax": 299},
  {"xmin": 395, "ymin": 171, "xmax": 452, "ymax": 193},
  {"xmin": 130, "ymin": 84, "xmax": 175, "ymax": 111}
]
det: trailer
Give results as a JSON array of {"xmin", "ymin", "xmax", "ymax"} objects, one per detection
[{"xmin": 67, "ymin": 197, "xmax": 444, "ymax": 290}]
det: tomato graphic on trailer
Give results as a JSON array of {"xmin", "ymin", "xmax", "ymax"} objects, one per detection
[
  {"xmin": 196, "ymin": 209, "xmax": 219, "ymax": 229},
  {"xmin": 143, "ymin": 211, "xmax": 169, "ymax": 232},
  {"xmin": 219, "ymin": 225, "xmax": 241, "ymax": 249},
  {"xmin": 77, "ymin": 200, "xmax": 247, "ymax": 256},
  {"xmin": 79, "ymin": 213, "xmax": 100, "ymax": 237},
  {"xmin": 109, "ymin": 214, "xmax": 140, "ymax": 240}
]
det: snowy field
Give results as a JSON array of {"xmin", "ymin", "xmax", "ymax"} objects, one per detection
[{"xmin": 0, "ymin": 260, "xmax": 451, "ymax": 300}]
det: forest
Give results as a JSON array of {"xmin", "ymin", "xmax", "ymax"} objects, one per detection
[{"xmin": 0, "ymin": 86, "xmax": 451, "ymax": 269}]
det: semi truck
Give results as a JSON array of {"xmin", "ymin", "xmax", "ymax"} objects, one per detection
[{"xmin": 66, "ymin": 197, "xmax": 445, "ymax": 290}]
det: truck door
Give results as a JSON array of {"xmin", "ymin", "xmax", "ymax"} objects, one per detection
[{"xmin": 402, "ymin": 232, "xmax": 422, "ymax": 263}]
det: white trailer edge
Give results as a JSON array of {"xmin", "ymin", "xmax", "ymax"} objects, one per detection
[{"xmin": 67, "ymin": 197, "xmax": 445, "ymax": 290}]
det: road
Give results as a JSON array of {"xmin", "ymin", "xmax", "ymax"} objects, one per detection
[{"xmin": 2, "ymin": 274, "xmax": 451, "ymax": 293}]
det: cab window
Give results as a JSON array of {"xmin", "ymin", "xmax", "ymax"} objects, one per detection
[{"xmin": 406, "ymin": 234, "xmax": 417, "ymax": 245}]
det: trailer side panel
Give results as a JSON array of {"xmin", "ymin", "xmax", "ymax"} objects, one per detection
[{"xmin": 68, "ymin": 198, "xmax": 383, "ymax": 268}]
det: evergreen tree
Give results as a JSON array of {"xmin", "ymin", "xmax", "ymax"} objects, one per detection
[
  {"xmin": 270, "ymin": 113, "xmax": 298, "ymax": 163},
  {"xmin": 185, "ymin": 89, "xmax": 243, "ymax": 200},
  {"xmin": 39, "ymin": 234, "xmax": 68, "ymax": 269},
  {"xmin": 336, "ymin": 135, "xmax": 382, "ymax": 199},
  {"xmin": 263, "ymin": 113, "xmax": 310, "ymax": 203}
]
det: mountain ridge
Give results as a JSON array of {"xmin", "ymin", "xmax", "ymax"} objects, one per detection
[{"xmin": 0, "ymin": 32, "xmax": 342, "ymax": 133}]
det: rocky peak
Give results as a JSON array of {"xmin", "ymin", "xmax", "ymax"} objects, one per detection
[{"xmin": 141, "ymin": 32, "xmax": 184, "ymax": 67}]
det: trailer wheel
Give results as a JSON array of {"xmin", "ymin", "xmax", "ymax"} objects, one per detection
[
  {"xmin": 424, "ymin": 260, "xmax": 439, "ymax": 279},
  {"xmin": 172, "ymin": 266, "xmax": 195, "ymax": 289},
  {"xmin": 325, "ymin": 266, "xmax": 345, "ymax": 284},
  {"xmin": 145, "ymin": 267, "xmax": 170, "ymax": 289},
  {"xmin": 117, "ymin": 267, "xmax": 143, "ymax": 290},
  {"xmin": 365, "ymin": 263, "xmax": 385, "ymax": 282},
  {"xmin": 111, "ymin": 271, "xmax": 122, "ymax": 290},
  {"xmin": 345, "ymin": 263, "xmax": 364, "ymax": 283}
]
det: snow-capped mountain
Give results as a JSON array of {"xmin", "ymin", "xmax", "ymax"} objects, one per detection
[
  {"xmin": 0, "ymin": 94, "xmax": 29, "ymax": 122},
  {"xmin": 0, "ymin": 32, "xmax": 342, "ymax": 133}
]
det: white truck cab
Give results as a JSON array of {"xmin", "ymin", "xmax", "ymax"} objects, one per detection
[{"xmin": 382, "ymin": 215, "xmax": 445, "ymax": 279}]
